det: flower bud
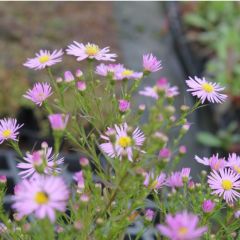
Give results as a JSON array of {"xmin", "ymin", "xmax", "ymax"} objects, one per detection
[
  {"xmin": 64, "ymin": 71, "xmax": 74, "ymax": 82},
  {"xmin": 202, "ymin": 200, "xmax": 215, "ymax": 213}
]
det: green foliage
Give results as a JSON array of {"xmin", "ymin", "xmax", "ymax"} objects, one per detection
[{"xmin": 183, "ymin": 2, "xmax": 240, "ymax": 96}]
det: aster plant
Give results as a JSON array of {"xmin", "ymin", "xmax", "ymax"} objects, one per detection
[{"xmin": 0, "ymin": 41, "xmax": 239, "ymax": 240}]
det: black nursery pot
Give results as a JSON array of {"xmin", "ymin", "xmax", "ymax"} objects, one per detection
[{"xmin": 16, "ymin": 106, "xmax": 52, "ymax": 149}]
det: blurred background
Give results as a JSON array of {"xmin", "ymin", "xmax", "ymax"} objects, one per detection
[{"xmin": 0, "ymin": 1, "xmax": 240, "ymax": 238}]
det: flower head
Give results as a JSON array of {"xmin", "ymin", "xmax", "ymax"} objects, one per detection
[
  {"xmin": 95, "ymin": 63, "xmax": 124, "ymax": 79},
  {"xmin": 64, "ymin": 71, "xmax": 75, "ymax": 82},
  {"xmin": 0, "ymin": 118, "xmax": 23, "ymax": 144},
  {"xmin": 208, "ymin": 168, "xmax": 240, "ymax": 203},
  {"xmin": 48, "ymin": 114, "xmax": 69, "ymax": 131},
  {"xmin": 100, "ymin": 123, "xmax": 145, "ymax": 161},
  {"xmin": 77, "ymin": 81, "xmax": 87, "ymax": 91},
  {"xmin": 143, "ymin": 172, "xmax": 166, "ymax": 190},
  {"xmin": 143, "ymin": 53, "xmax": 162, "ymax": 73},
  {"xmin": 195, "ymin": 154, "xmax": 226, "ymax": 171},
  {"xmin": 23, "ymin": 82, "xmax": 52, "ymax": 106},
  {"xmin": 157, "ymin": 211, "xmax": 207, "ymax": 240},
  {"xmin": 226, "ymin": 153, "xmax": 240, "ymax": 174},
  {"xmin": 17, "ymin": 143, "xmax": 64, "ymax": 179},
  {"xmin": 73, "ymin": 171, "xmax": 85, "ymax": 189},
  {"xmin": 186, "ymin": 76, "xmax": 227, "ymax": 104},
  {"xmin": 202, "ymin": 200, "xmax": 215, "ymax": 213},
  {"xmin": 145, "ymin": 209, "xmax": 155, "ymax": 221},
  {"xmin": 12, "ymin": 176, "xmax": 69, "ymax": 222},
  {"xmin": 166, "ymin": 171, "xmax": 183, "ymax": 188},
  {"xmin": 114, "ymin": 67, "xmax": 143, "ymax": 80},
  {"xmin": 118, "ymin": 99, "xmax": 130, "ymax": 112},
  {"xmin": 66, "ymin": 42, "xmax": 117, "ymax": 62},
  {"xmin": 159, "ymin": 148, "xmax": 171, "ymax": 159},
  {"xmin": 139, "ymin": 78, "xmax": 179, "ymax": 99},
  {"xmin": 23, "ymin": 49, "xmax": 63, "ymax": 70}
]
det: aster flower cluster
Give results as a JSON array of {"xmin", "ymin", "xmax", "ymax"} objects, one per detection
[{"xmin": 0, "ymin": 41, "xmax": 235, "ymax": 240}]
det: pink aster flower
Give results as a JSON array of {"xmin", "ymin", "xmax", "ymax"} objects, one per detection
[
  {"xmin": 77, "ymin": 81, "xmax": 87, "ymax": 91},
  {"xmin": 202, "ymin": 200, "xmax": 215, "ymax": 213},
  {"xmin": 73, "ymin": 171, "xmax": 85, "ymax": 189},
  {"xmin": 139, "ymin": 79, "xmax": 179, "ymax": 100},
  {"xmin": 23, "ymin": 49, "xmax": 63, "ymax": 70},
  {"xmin": 226, "ymin": 153, "xmax": 240, "ymax": 174},
  {"xmin": 159, "ymin": 148, "xmax": 171, "ymax": 158},
  {"xmin": 208, "ymin": 168, "xmax": 240, "ymax": 203},
  {"xmin": 64, "ymin": 71, "xmax": 75, "ymax": 82},
  {"xmin": 166, "ymin": 171, "xmax": 183, "ymax": 188},
  {"xmin": 118, "ymin": 99, "xmax": 130, "ymax": 112},
  {"xmin": 23, "ymin": 82, "xmax": 52, "ymax": 106},
  {"xmin": 0, "ymin": 118, "xmax": 23, "ymax": 144},
  {"xmin": 181, "ymin": 168, "xmax": 191, "ymax": 181},
  {"xmin": 48, "ymin": 113, "xmax": 69, "ymax": 131},
  {"xmin": 95, "ymin": 63, "xmax": 124, "ymax": 79},
  {"xmin": 139, "ymin": 86, "xmax": 158, "ymax": 99},
  {"xmin": 17, "ymin": 143, "xmax": 64, "ymax": 179},
  {"xmin": 157, "ymin": 211, "xmax": 207, "ymax": 240},
  {"xmin": 12, "ymin": 175, "xmax": 69, "ymax": 222},
  {"xmin": 0, "ymin": 176, "xmax": 7, "ymax": 184},
  {"xmin": 186, "ymin": 76, "xmax": 227, "ymax": 104},
  {"xmin": 115, "ymin": 67, "xmax": 143, "ymax": 80},
  {"xmin": 195, "ymin": 154, "xmax": 226, "ymax": 171},
  {"xmin": 100, "ymin": 123, "xmax": 145, "ymax": 162},
  {"xmin": 66, "ymin": 42, "xmax": 117, "ymax": 62},
  {"xmin": 143, "ymin": 53, "xmax": 162, "ymax": 73},
  {"xmin": 145, "ymin": 209, "xmax": 155, "ymax": 221},
  {"xmin": 143, "ymin": 172, "xmax": 166, "ymax": 190}
]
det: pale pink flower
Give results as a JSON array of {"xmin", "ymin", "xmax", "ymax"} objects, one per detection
[
  {"xmin": 17, "ymin": 143, "xmax": 64, "ymax": 179},
  {"xmin": 75, "ymin": 69, "xmax": 83, "ymax": 78},
  {"xmin": 48, "ymin": 113, "xmax": 69, "ymax": 130},
  {"xmin": 139, "ymin": 86, "xmax": 158, "ymax": 99},
  {"xmin": 73, "ymin": 171, "xmax": 85, "ymax": 189},
  {"xmin": 0, "ymin": 176, "xmax": 7, "ymax": 184},
  {"xmin": 181, "ymin": 168, "xmax": 191, "ymax": 181},
  {"xmin": 77, "ymin": 81, "xmax": 87, "ymax": 91},
  {"xmin": 118, "ymin": 99, "xmax": 130, "ymax": 112},
  {"xmin": 159, "ymin": 148, "xmax": 171, "ymax": 158},
  {"xmin": 145, "ymin": 209, "xmax": 155, "ymax": 221},
  {"xmin": 157, "ymin": 211, "xmax": 207, "ymax": 240},
  {"xmin": 23, "ymin": 49, "xmax": 63, "ymax": 70},
  {"xmin": 23, "ymin": 82, "xmax": 52, "ymax": 106},
  {"xmin": 0, "ymin": 118, "xmax": 23, "ymax": 144},
  {"xmin": 64, "ymin": 71, "xmax": 74, "ymax": 82},
  {"xmin": 226, "ymin": 153, "xmax": 240, "ymax": 174},
  {"xmin": 66, "ymin": 42, "xmax": 117, "ymax": 61},
  {"xmin": 166, "ymin": 171, "xmax": 183, "ymax": 188},
  {"xmin": 195, "ymin": 154, "xmax": 226, "ymax": 171},
  {"xmin": 12, "ymin": 176, "xmax": 69, "ymax": 222},
  {"xmin": 186, "ymin": 76, "xmax": 227, "ymax": 104},
  {"xmin": 95, "ymin": 63, "xmax": 124, "ymax": 79},
  {"xmin": 115, "ymin": 67, "xmax": 143, "ymax": 80},
  {"xmin": 208, "ymin": 168, "xmax": 240, "ymax": 203},
  {"xmin": 144, "ymin": 172, "xmax": 166, "ymax": 190},
  {"xmin": 79, "ymin": 157, "xmax": 89, "ymax": 167},
  {"xmin": 100, "ymin": 123, "xmax": 145, "ymax": 162},
  {"xmin": 202, "ymin": 200, "xmax": 215, "ymax": 213},
  {"xmin": 143, "ymin": 53, "xmax": 162, "ymax": 73}
]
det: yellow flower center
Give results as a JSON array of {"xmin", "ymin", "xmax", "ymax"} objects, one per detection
[
  {"xmin": 178, "ymin": 227, "xmax": 188, "ymax": 235},
  {"xmin": 202, "ymin": 83, "xmax": 214, "ymax": 93},
  {"xmin": 34, "ymin": 192, "xmax": 49, "ymax": 204},
  {"xmin": 149, "ymin": 180, "xmax": 158, "ymax": 189},
  {"xmin": 39, "ymin": 55, "xmax": 50, "ymax": 64},
  {"xmin": 2, "ymin": 129, "xmax": 12, "ymax": 138},
  {"xmin": 222, "ymin": 179, "xmax": 233, "ymax": 190},
  {"xmin": 122, "ymin": 69, "xmax": 133, "ymax": 77},
  {"xmin": 85, "ymin": 44, "xmax": 100, "ymax": 56},
  {"xmin": 118, "ymin": 136, "xmax": 132, "ymax": 148}
]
